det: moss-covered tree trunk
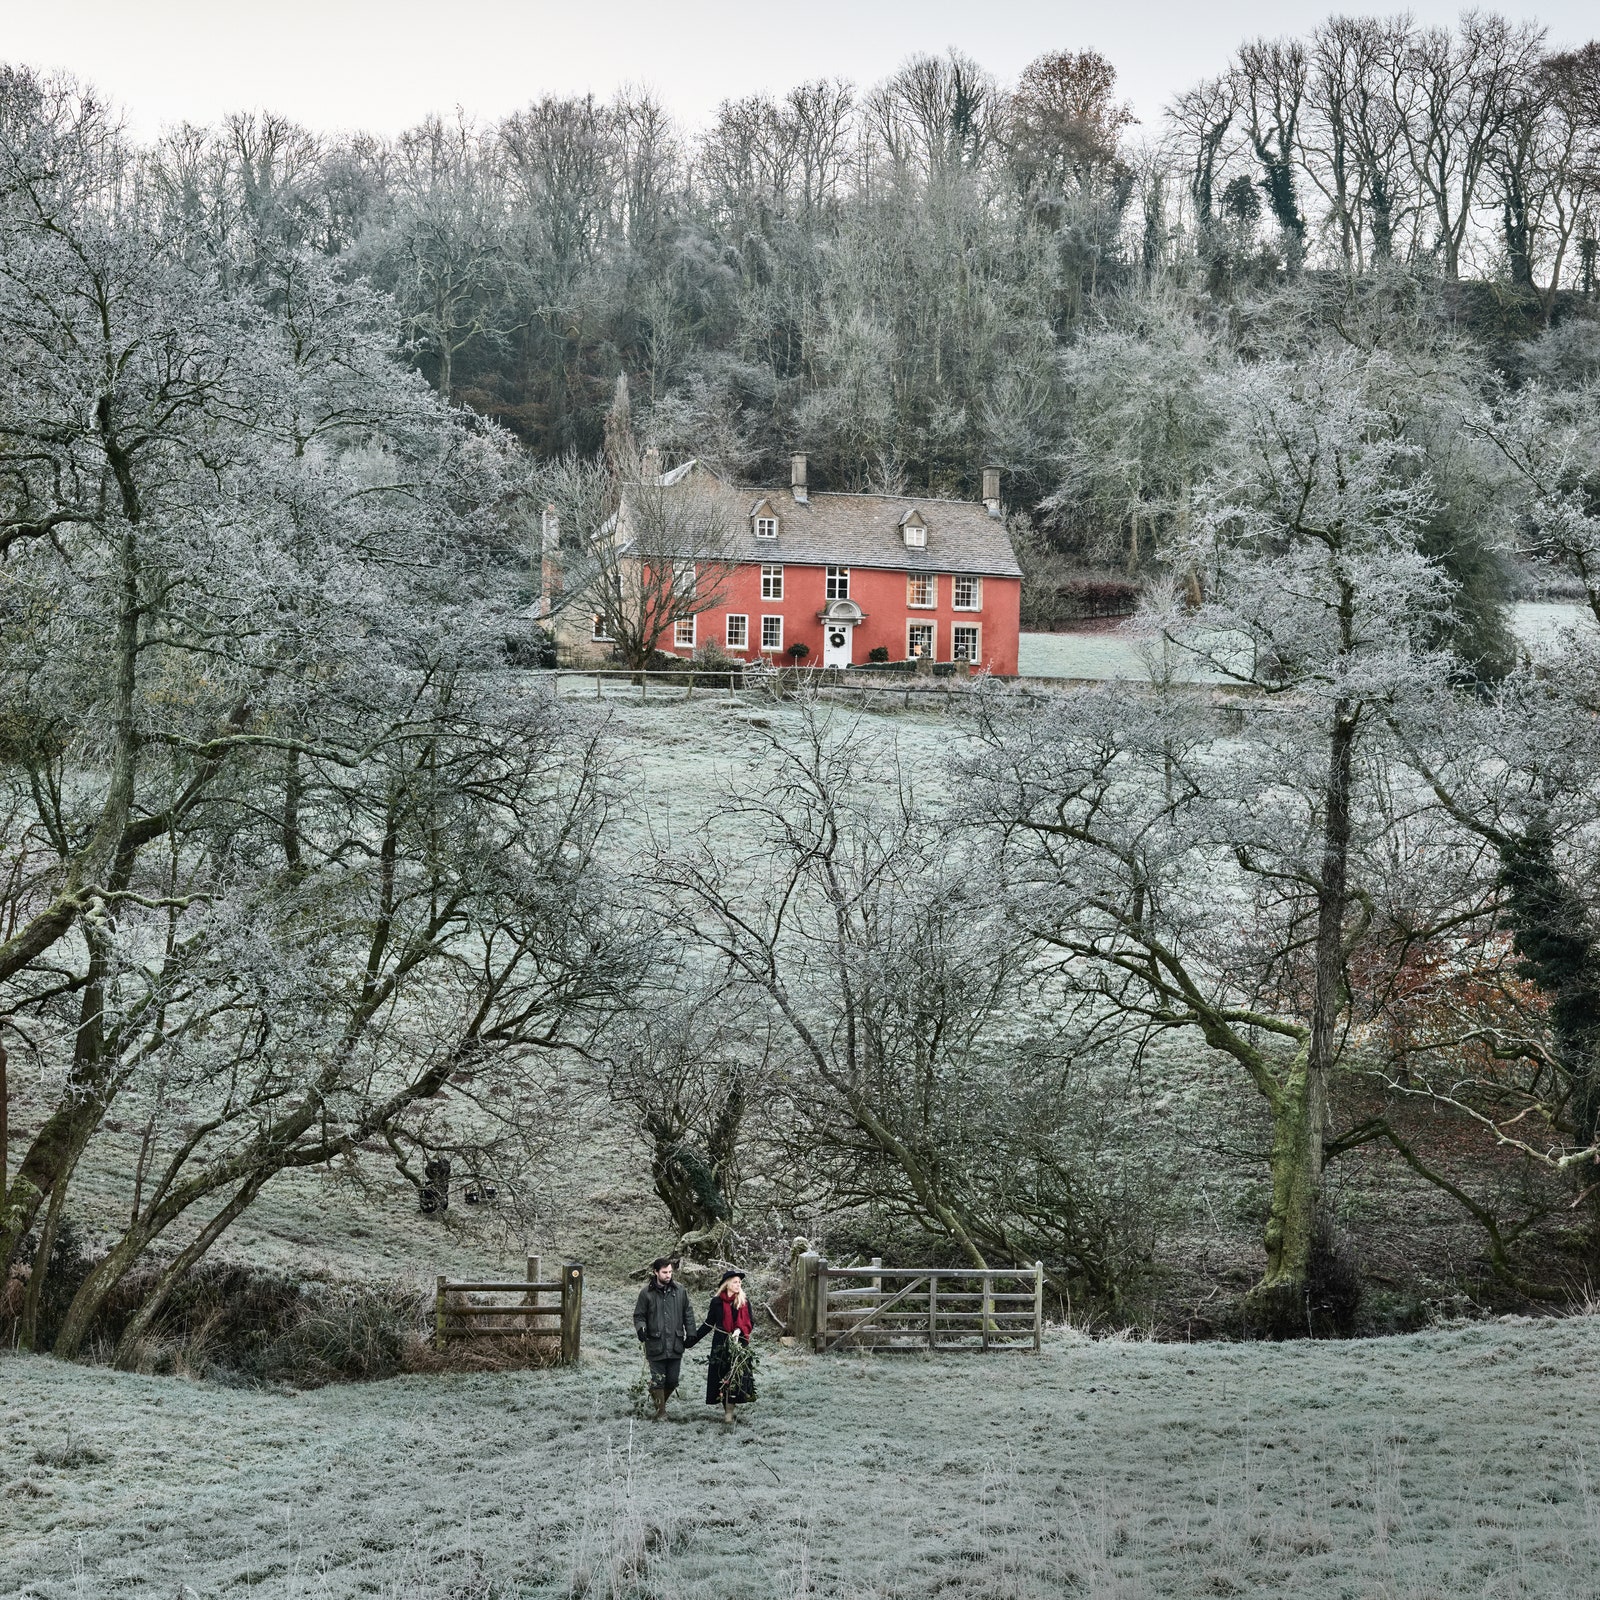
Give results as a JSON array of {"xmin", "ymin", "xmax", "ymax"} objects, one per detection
[
  {"xmin": 1248, "ymin": 687, "xmax": 1356, "ymax": 1328},
  {"xmin": 1251, "ymin": 1045, "xmax": 1323, "ymax": 1327}
]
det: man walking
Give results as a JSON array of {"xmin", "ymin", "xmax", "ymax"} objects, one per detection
[{"xmin": 633, "ymin": 1256, "xmax": 701, "ymax": 1421}]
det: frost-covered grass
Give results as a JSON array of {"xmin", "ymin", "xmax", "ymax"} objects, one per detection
[
  {"xmin": 1018, "ymin": 626, "xmax": 1198, "ymax": 682},
  {"xmin": 10, "ymin": 693, "xmax": 1589, "ymax": 1597},
  {"xmin": 1017, "ymin": 602, "xmax": 1597, "ymax": 681},
  {"xmin": 6, "ymin": 1309, "xmax": 1600, "ymax": 1598}
]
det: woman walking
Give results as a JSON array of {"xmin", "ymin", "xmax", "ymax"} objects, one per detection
[{"xmin": 700, "ymin": 1269, "xmax": 755, "ymax": 1424}]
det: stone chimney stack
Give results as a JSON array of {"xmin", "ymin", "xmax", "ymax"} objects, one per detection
[
  {"xmin": 790, "ymin": 452, "xmax": 808, "ymax": 505},
  {"xmin": 981, "ymin": 464, "xmax": 1002, "ymax": 519},
  {"xmin": 539, "ymin": 504, "xmax": 561, "ymax": 618},
  {"xmin": 642, "ymin": 446, "xmax": 662, "ymax": 481}
]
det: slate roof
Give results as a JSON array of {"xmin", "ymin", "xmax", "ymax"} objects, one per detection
[{"xmin": 625, "ymin": 462, "xmax": 1022, "ymax": 578}]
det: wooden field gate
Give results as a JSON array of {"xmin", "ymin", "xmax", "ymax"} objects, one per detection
[
  {"xmin": 792, "ymin": 1254, "xmax": 1044, "ymax": 1352},
  {"xmin": 434, "ymin": 1256, "xmax": 584, "ymax": 1364}
]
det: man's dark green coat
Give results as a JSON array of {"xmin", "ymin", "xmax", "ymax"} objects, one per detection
[{"xmin": 633, "ymin": 1277, "xmax": 699, "ymax": 1358}]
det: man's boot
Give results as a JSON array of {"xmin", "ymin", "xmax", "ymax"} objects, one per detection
[{"xmin": 649, "ymin": 1387, "xmax": 667, "ymax": 1422}]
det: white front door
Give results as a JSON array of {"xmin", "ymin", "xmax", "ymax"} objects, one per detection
[{"xmin": 822, "ymin": 622, "xmax": 853, "ymax": 669}]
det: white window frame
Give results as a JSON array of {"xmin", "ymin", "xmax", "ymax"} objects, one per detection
[
  {"xmin": 672, "ymin": 560, "xmax": 697, "ymax": 599},
  {"xmin": 761, "ymin": 615, "xmax": 783, "ymax": 651},
  {"xmin": 726, "ymin": 613, "xmax": 748, "ymax": 649},
  {"xmin": 591, "ymin": 613, "xmax": 612, "ymax": 641},
  {"xmin": 953, "ymin": 575, "xmax": 982, "ymax": 611},
  {"xmin": 903, "ymin": 521, "xmax": 927, "ymax": 548},
  {"xmin": 826, "ymin": 565, "xmax": 850, "ymax": 600},
  {"xmin": 906, "ymin": 573, "xmax": 936, "ymax": 609},
  {"xmin": 760, "ymin": 564, "xmax": 784, "ymax": 600},
  {"xmin": 673, "ymin": 617, "xmax": 696, "ymax": 650},
  {"xmin": 907, "ymin": 620, "xmax": 936, "ymax": 660},
  {"xmin": 952, "ymin": 623, "xmax": 981, "ymax": 663},
  {"xmin": 754, "ymin": 516, "xmax": 778, "ymax": 540}
]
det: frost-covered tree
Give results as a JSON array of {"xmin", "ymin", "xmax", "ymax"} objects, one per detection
[
  {"xmin": 655, "ymin": 706, "xmax": 1133, "ymax": 1300},
  {"xmin": 1379, "ymin": 656, "xmax": 1600, "ymax": 1235},
  {"xmin": 1044, "ymin": 297, "xmax": 1227, "ymax": 569},
  {"xmin": 0, "ymin": 75, "xmax": 636, "ymax": 1342},
  {"xmin": 1474, "ymin": 376, "xmax": 1600, "ymax": 621},
  {"xmin": 541, "ymin": 378, "xmax": 738, "ymax": 672},
  {"xmin": 972, "ymin": 348, "xmax": 1456, "ymax": 1320}
]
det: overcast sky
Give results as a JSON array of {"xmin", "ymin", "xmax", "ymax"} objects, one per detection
[{"xmin": 5, "ymin": 0, "xmax": 1593, "ymax": 140}]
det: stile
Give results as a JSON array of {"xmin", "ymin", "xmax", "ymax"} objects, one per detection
[{"xmin": 434, "ymin": 1255, "xmax": 578, "ymax": 1360}]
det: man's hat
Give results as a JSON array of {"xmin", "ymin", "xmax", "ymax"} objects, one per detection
[{"xmin": 718, "ymin": 1268, "xmax": 745, "ymax": 1285}]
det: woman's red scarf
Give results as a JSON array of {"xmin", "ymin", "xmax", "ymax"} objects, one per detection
[{"xmin": 710, "ymin": 1292, "xmax": 753, "ymax": 1338}]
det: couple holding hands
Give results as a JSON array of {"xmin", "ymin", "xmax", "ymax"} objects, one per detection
[{"xmin": 633, "ymin": 1256, "xmax": 756, "ymax": 1425}]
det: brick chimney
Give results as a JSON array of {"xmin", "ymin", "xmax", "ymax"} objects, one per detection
[
  {"xmin": 790, "ymin": 452, "xmax": 808, "ymax": 505},
  {"xmin": 539, "ymin": 504, "xmax": 561, "ymax": 618},
  {"xmin": 642, "ymin": 446, "xmax": 662, "ymax": 481},
  {"xmin": 981, "ymin": 465, "xmax": 1002, "ymax": 519}
]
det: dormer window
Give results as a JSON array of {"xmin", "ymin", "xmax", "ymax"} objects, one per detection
[
  {"xmin": 755, "ymin": 516, "xmax": 778, "ymax": 539},
  {"xmin": 900, "ymin": 510, "xmax": 927, "ymax": 548}
]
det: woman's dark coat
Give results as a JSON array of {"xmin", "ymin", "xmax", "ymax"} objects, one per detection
[{"xmin": 701, "ymin": 1291, "xmax": 756, "ymax": 1406}]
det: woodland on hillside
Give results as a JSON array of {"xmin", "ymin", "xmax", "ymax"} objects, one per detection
[
  {"xmin": 42, "ymin": 18, "xmax": 1597, "ymax": 625},
  {"xmin": 106, "ymin": 33, "xmax": 1598, "ymax": 466},
  {"xmin": 4, "ymin": 17, "xmax": 1600, "ymax": 1366}
]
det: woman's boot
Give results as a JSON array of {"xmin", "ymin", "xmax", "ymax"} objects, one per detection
[{"xmin": 722, "ymin": 1402, "xmax": 735, "ymax": 1425}]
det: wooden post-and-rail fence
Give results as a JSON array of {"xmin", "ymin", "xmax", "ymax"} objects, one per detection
[
  {"xmin": 434, "ymin": 1255, "xmax": 584, "ymax": 1364},
  {"xmin": 790, "ymin": 1253, "xmax": 1043, "ymax": 1353}
]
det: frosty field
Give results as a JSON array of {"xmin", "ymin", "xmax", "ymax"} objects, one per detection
[
  {"xmin": 1015, "ymin": 603, "xmax": 1597, "ymax": 682},
  {"xmin": 6, "ymin": 1308, "xmax": 1600, "ymax": 1599},
  {"xmin": 4, "ymin": 693, "xmax": 1592, "ymax": 1600}
]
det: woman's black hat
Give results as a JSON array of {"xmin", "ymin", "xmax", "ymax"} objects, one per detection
[{"xmin": 718, "ymin": 1268, "xmax": 745, "ymax": 1285}]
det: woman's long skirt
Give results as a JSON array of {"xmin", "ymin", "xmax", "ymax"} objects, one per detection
[{"xmin": 705, "ymin": 1332, "xmax": 756, "ymax": 1406}]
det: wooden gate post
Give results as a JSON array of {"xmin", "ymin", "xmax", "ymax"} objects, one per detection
[
  {"xmin": 869, "ymin": 1256, "xmax": 883, "ymax": 1352},
  {"xmin": 435, "ymin": 1275, "xmax": 447, "ymax": 1345},
  {"xmin": 791, "ymin": 1251, "xmax": 820, "ymax": 1348},
  {"xmin": 560, "ymin": 1263, "xmax": 584, "ymax": 1365},
  {"xmin": 1033, "ymin": 1261, "xmax": 1044, "ymax": 1353},
  {"xmin": 813, "ymin": 1258, "xmax": 830, "ymax": 1352},
  {"xmin": 981, "ymin": 1273, "xmax": 993, "ymax": 1351}
]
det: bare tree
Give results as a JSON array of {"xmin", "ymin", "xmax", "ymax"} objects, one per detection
[
  {"xmin": 654, "ymin": 706, "xmax": 1130, "ymax": 1298},
  {"xmin": 370, "ymin": 113, "xmax": 509, "ymax": 400},
  {"xmin": 864, "ymin": 51, "xmax": 1000, "ymax": 189},
  {"xmin": 1389, "ymin": 15, "xmax": 1546, "ymax": 281},
  {"xmin": 603, "ymin": 978, "xmax": 755, "ymax": 1257},
  {"xmin": 546, "ymin": 378, "xmax": 738, "ymax": 672},
  {"xmin": 1485, "ymin": 47, "xmax": 1600, "ymax": 317},
  {"xmin": 1167, "ymin": 74, "xmax": 1237, "ymax": 240},
  {"xmin": 974, "ymin": 348, "xmax": 1454, "ymax": 1321},
  {"xmin": 1235, "ymin": 38, "xmax": 1310, "ymax": 268}
]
